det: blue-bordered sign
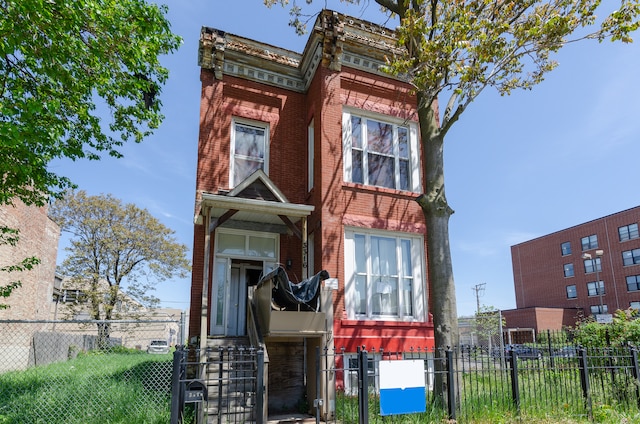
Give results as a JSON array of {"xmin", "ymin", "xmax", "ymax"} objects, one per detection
[{"xmin": 379, "ymin": 360, "xmax": 426, "ymax": 416}]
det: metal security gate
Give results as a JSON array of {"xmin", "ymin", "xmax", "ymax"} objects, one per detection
[{"xmin": 171, "ymin": 345, "xmax": 264, "ymax": 424}]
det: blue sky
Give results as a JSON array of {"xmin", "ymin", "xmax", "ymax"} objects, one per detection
[{"xmin": 51, "ymin": 0, "xmax": 640, "ymax": 316}]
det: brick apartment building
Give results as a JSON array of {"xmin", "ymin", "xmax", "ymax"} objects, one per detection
[
  {"xmin": 190, "ymin": 10, "xmax": 434, "ymax": 356},
  {"xmin": 506, "ymin": 206, "xmax": 640, "ymax": 331}
]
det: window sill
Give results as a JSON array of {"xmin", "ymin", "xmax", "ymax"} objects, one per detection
[
  {"xmin": 342, "ymin": 182, "xmax": 419, "ymax": 200},
  {"xmin": 340, "ymin": 319, "xmax": 431, "ymax": 327}
]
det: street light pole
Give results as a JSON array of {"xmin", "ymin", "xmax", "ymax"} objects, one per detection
[{"xmin": 582, "ymin": 249, "xmax": 605, "ymax": 317}]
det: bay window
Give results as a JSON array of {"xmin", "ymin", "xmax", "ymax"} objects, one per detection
[
  {"xmin": 343, "ymin": 110, "xmax": 420, "ymax": 192},
  {"xmin": 345, "ymin": 228, "xmax": 425, "ymax": 320}
]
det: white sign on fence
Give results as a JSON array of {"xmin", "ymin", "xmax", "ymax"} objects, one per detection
[{"xmin": 379, "ymin": 360, "xmax": 426, "ymax": 416}]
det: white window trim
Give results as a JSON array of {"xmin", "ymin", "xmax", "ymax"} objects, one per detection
[
  {"xmin": 230, "ymin": 117, "xmax": 270, "ymax": 187},
  {"xmin": 342, "ymin": 108, "xmax": 421, "ymax": 192},
  {"xmin": 344, "ymin": 227, "xmax": 426, "ymax": 322}
]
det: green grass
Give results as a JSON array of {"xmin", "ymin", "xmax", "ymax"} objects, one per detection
[
  {"xmin": 334, "ymin": 368, "xmax": 640, "ymax": 424},
  {"xmin": 0, "ymin": 349, "xmax": 175, "ymax": 424}
]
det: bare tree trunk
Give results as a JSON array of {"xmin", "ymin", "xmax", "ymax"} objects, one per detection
[
  {"xmin": 97, "ymin": 321, "xmax": 111, "ymax": 350},
  {"xmin": 416, "ymin": 92, "xmax": 459, "ymax": 403}
]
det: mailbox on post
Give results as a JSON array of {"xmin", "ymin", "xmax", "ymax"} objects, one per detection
[{"xmin": 184, "ymin": 380, "xmax": 207, "ymax": 403}]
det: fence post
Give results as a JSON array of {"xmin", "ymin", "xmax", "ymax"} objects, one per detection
[
  {"xmin": 357, "ymin": 347, "xmax": 369, "ymax": 424},
  {"xmin": 256, "ymin": 348, "xmax": 265, "ymax": 424},
  {"xmin": 629, "ymin": 345, "xmax": 640, "ymax": 409},
  {"xmin": 509, "ymin": 348, "xmax": 520, "ymax": 415},
  {"xmin": 170, "ymin": 346, "xmax": 184, "ymax": 424},
  {"xmin": 547, "ymin": 330, "xmax": 555, "ymax": 368},
  {"xmin": 578, "ymin": 347, "xmax": 592, "ymax": 420},
  {"xmin": 446, "ymin": 348, "xmax": 457, "ymax": 421},
  {"xmin": 217, "ymin": 348, "xmax": 224, "ymax": 424},
  {"xmin": 315, "ymin": 346, "xmax": 321, "ymax": 424}
]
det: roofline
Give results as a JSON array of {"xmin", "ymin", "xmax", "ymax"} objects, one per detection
[{"xmin": 198, "ymin": 9, "xmax": 405, "ymax": 92}]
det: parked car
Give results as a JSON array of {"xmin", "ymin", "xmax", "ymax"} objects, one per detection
[
  {"xmin": 147, "ymin": 339, "xmax": 170, "ymax": 354},
  {"xmin": 552, "ymin": 346, "xmax": 578, "ymax": 358},
  {"xmin": 505, "ymin": 344, "xmax": 543, "ymax": 360}
]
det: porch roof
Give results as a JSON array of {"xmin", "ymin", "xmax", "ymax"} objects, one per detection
[{"xmin": 197, "ymin": 170, "xmax": 314, "ymax": 234}]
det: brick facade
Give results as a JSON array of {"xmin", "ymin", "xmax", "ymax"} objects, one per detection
[
  {"xmin": 190, "ymin": 11, "xmax": 434, "ymax": 351},
  {"xmin": 0, "ymin": 200, "xmax": 60, "ymax": 320},
  {"xmin": 511, "ymin": 205, "xmax": 640, "ymax": 327}
]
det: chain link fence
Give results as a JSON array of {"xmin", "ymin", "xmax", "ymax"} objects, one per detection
[{"xmin": 0, "ymin": 319, "xmax": 181, "ymax": 424}]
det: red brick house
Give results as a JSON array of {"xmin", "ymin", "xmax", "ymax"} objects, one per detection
[{"xmin": 189, "ymin": 10, "xmax": 434, "ymax": 414}]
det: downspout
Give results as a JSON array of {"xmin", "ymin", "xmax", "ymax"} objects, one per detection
[
  {"xmin": 200, "ymin": 206, "xmax": 212, "ymax": 365},
  {"xmin": 302, "ymin": 216, "xmax": 308, "ymax": 280}
]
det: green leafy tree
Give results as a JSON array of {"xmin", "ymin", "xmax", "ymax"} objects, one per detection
[
  {"xmin": 49, "ymin": 190, "xmax": 190, "ymax": 346},
  {"xmin": 476, "ymin": 305, "xmax": 506, "ymax": 350},
  {"xmin": 0, "ymin": 0, "xmax": 181, "ymax": 303},
  {"xmin": 573, "ymin": 308, "xmax": 640, "ymax": 347},
  {"xmin": 0, "ymin": 0, "xmax": 181, "ymax": 207},
  {"xmin": 267, "ymin": 0, "xmax": 640, "ymax": 354}
]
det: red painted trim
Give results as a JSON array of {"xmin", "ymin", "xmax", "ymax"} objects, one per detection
[{"xmin": 334, "ymin": 319, "xmax": 435, "ymax": 352}]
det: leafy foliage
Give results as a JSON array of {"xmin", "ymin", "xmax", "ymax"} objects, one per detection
[
  {"xmin": 48, "ymin": 190, "xmax": 190, "ymax": 321},
  {"xmin": 0, "ymin": 0, "xmax": 182, "ymax": 207},
  {"xmin": 572, "ymin": 308, "xmax": 640, "ymax": 347},
  {"xmin": 475, "ymin": 305, "xmax": 506, "ymax": 346},
  {"xmin": 0, "ymin": 0, "xmax": 180, "ymax": 306},
  {"xmin": 267, "ymin": 0, "xmax": 640, "ymax": 357}
]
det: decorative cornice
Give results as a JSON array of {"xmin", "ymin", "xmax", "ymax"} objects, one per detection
[
  {"xmin": 199, "ymin": 27, "xmax": 226, "ymax": 79},
  {"xmin": 198, "ymin": 9, "xmax": 405, "ymax": 92}
]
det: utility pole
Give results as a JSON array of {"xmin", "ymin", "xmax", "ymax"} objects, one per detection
[{"xmin": 472, "ymin": 283, "xmax": 486, "ymax": 314}]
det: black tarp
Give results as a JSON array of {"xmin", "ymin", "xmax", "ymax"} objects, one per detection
[{"xmin": 257, "ymin": 267, "xmax": 330, "ymax": 311}]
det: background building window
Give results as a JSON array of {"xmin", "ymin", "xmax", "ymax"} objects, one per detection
[
  {"xmin": 581, "ymin": 234, "xmax": 598, "ymax": 250},
  {"xmin": 586, "ymin": 280, "xmax": 605, "ymax": 297},
  {"xmin": 631, "ymin": 301, "xmax": 640, "ymax": 310},
  {"xmin": 343, "ymin": 110, "xmax": 420, "ymax": 192},
  {"xmin": 561, "ymin": 241, "xmax": 572, "ymax": 256},
  {"xmin": 619, "ymin": 223, "xmax": 639, "ymax": 242},
  {"xmin": 623, "ymin": 248, "xmax": 640, "ymax": 266},
  {"xmin": 566, "ymin": 285, "xmax": 577, "ymax": 299},
  {"xmin": 583, "ymin": 257, "xmax": 602, "ymax": 274},
  {"xmin": 590, "ymin": 304, "xmax": 608, "ymax": 314},
  {"xmin": 563, "ymin": 263, "xmax": 574, "ymax": 277},
  {"xmin": 626, "ymin": 275, "xmax": 640, "ymax": 292},
  {"xmin": 230, "ymin": 119, "xmax": 269, "ymax": 186}
]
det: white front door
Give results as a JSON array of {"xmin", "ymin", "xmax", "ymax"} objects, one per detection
[{"xmin": 227, "ymin": 265, "xmax": 246, "ymax": 336}]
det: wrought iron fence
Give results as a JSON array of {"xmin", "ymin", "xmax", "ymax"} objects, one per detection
[
  {"xmin": 318, "ymin": 343, "xmax": 640, "ymax": 423},
  {"xmin": 0, "ymin": 319, "xmax": 180, "ymax": 424}
]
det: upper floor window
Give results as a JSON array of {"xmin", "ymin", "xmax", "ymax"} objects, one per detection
[
  {"xmin": 230, "ymin": 119, "xmax": 269, "ymax": 187},
  {"xmin": 563, "ymin": 263, "xmax": 574, "ymax": 278},
  {"xmin": 566, "ymin": 285, "xmax": 577, "ymax": 299},
  {"xmin": 343, "ymin": 110, "xmax": 420, "ymax": 192},
  {"xmin": 623, "ymin": 248, "xmax": 640, "ymax": 266},
  {"xmin": 590, "ymin": 304, "xmax": 608, "ymax": 314},
  {"xmin": 344, "ymin": 228, "xmax": 424, "ymax": 320},
  {"xmin": 561, "ymin": 241, "xmax": 572, "ymax": 256},
  {"xmin": 626, "ymin": 275, "xmax": 640, "ymax": 292},
  {"xmin": 587, "ymin": 280, "xmax": 605, "ymax": 297},
  {"xmin": 581, "ymin": 234, "xmax": 598, "ymax": 251},
  {"xmin": 619, "ymin": 223, "xmax": 639, "ymax": 242},
  {"xmin": 583, "ymin": 257, "xmax": 602, "ymax": 274}
]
